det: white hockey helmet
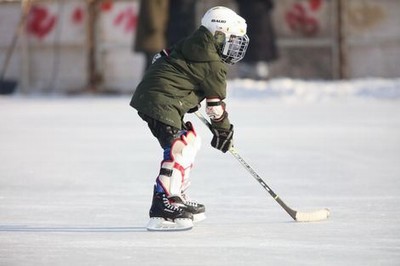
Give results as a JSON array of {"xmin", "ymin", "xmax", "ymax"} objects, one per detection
[{"xmin": 201, "ymin": 6, "xmax": 249, "ymax": 65}]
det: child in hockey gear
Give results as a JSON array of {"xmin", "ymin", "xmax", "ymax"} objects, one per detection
[{"xmin": 130, "ymin": 6, "xmax": 249, "ymax": 231}]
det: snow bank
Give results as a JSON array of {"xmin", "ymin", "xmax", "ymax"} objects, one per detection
[{"xmin": 228, "ymin": 78, "xmax": 400, "ymax": 101}]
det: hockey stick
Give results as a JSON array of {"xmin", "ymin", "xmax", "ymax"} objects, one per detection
[{"xmin": 194, "ymin": 111, "xmax": 330, "ymax": 222}]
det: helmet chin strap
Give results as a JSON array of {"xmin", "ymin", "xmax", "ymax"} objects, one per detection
[{"xmin": 222, "ymin": 42, "xmax": 230, "ymax": 57}]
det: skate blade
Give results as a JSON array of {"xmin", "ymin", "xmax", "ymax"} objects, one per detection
[
  {"xmin": 193, "ymin": 213, "xmax": 206, "ymax": 223},
  {"xmin": 146, "ymin": 217, "xmax": 193, "ymax": 231}
]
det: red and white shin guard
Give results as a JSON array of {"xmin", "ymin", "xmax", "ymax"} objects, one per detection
[{"xmin": 157, "ymin": 126, "xmax": 201, "ymax": 200}]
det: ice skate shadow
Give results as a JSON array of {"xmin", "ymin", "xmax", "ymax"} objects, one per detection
[{"xmin": 0, "ymin": 225, "xmax": 147, "ymax": 233}]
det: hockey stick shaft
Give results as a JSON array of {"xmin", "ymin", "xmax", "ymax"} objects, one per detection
[
  {"xmin": 194, "ymin": 111, "xmax": 329, "ymax": 222},
  {"xmin": 229, "ymin": 147, "xmax": 298, "ymax": 220}
]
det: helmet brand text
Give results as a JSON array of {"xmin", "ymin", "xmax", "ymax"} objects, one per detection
[{"xmin": 211, "ymin": 19, "xmax": 226, "ymax": 23}]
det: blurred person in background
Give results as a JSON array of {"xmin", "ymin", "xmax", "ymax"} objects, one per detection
[
  {"xmin": 133, "ymin": 0, "xmax": 168, "ymax": 70},
  {"xmin": 134, "ymin": 0, "xmax": 197, "ymax": 70},
  {"xmin": 235, "ymin": 0, "xmax": 278, "ymax": 80},
  {"xmin": 166, "ymin": 0, "xmax": 197, "ymax": 47}
]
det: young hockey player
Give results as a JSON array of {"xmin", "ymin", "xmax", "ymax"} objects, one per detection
[{"xmin": 130, "ymin": 6, "xmax": 249, "ymax": 231}]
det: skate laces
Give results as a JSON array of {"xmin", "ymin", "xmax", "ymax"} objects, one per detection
[
  {"xmin": 162, "ymin": 196, "xmax": 182, "ymax": 212},
  {"xmin": 185, "ymin": 200, "xmax": 199, "ymax": 207},
  {"xmin": 181, "ymin": 193, "xmax": 199, "ymax": 207}
]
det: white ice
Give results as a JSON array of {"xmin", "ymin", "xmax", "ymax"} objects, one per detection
[{"xmin": 0, "ymin": 78, "xmax": 400, "ymax": 265}]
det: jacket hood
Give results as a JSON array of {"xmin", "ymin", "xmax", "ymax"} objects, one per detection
[{"xmin": 180, "ymin": 26, "xmax": 222, "ymax": 62}]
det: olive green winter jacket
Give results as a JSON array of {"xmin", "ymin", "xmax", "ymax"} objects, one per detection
[{"xmin": 130, "ymin": 26, "xmax": 231, "ymax": 130}]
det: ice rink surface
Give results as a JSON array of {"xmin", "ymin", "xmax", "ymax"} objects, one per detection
[{"xmin": 1, "ymin": 80, "xmax": 400, "ymax": 265}]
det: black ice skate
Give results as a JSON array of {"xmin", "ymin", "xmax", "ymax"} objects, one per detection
[
  {"xmin": 146, "ymin": 186, "xmax": 194, "ymax": 231},
  {"xmin": 173, "ymin": 194, "xmax": 206, "ymax": 223}
]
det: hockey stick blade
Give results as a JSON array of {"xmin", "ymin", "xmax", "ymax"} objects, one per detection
[
  {"xmin": 295, "ymin": 208, "xmax": 330, "ymax": 222},
  {"xmin": 194, "ymin": 111, "xmax": 330, "ymax": 222}
]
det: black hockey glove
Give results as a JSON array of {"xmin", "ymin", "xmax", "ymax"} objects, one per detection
[{"xmin": 211, "ymin": 125, "xmax": 234, "ymax": 153}]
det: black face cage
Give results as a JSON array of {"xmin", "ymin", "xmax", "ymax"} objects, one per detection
[{"xmin": 221, "ymin": 34, "xmax": 249, "ymax": 65}]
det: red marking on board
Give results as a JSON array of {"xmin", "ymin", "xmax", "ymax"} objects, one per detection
[
  {"xmin": 101, "ymin": 0, "xmax": 113, "ymax": 12},
  {"xmin": 72, "ymin": 7, "xmax": 84, "ymax": 24},
  {"xmin": 309, "ymin": 0, "xmax": 322, "ymax": 11},
  {"xmin": 285, "ymin": 3, "xmax": 319, "ymax": 36},
  {"xmin": 113, "ymin": 7, "xmax": 137, "ymax": 33},
  {"xmin": 27, "ymin": 6, "xmax": 57, "ymax": 39}
]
